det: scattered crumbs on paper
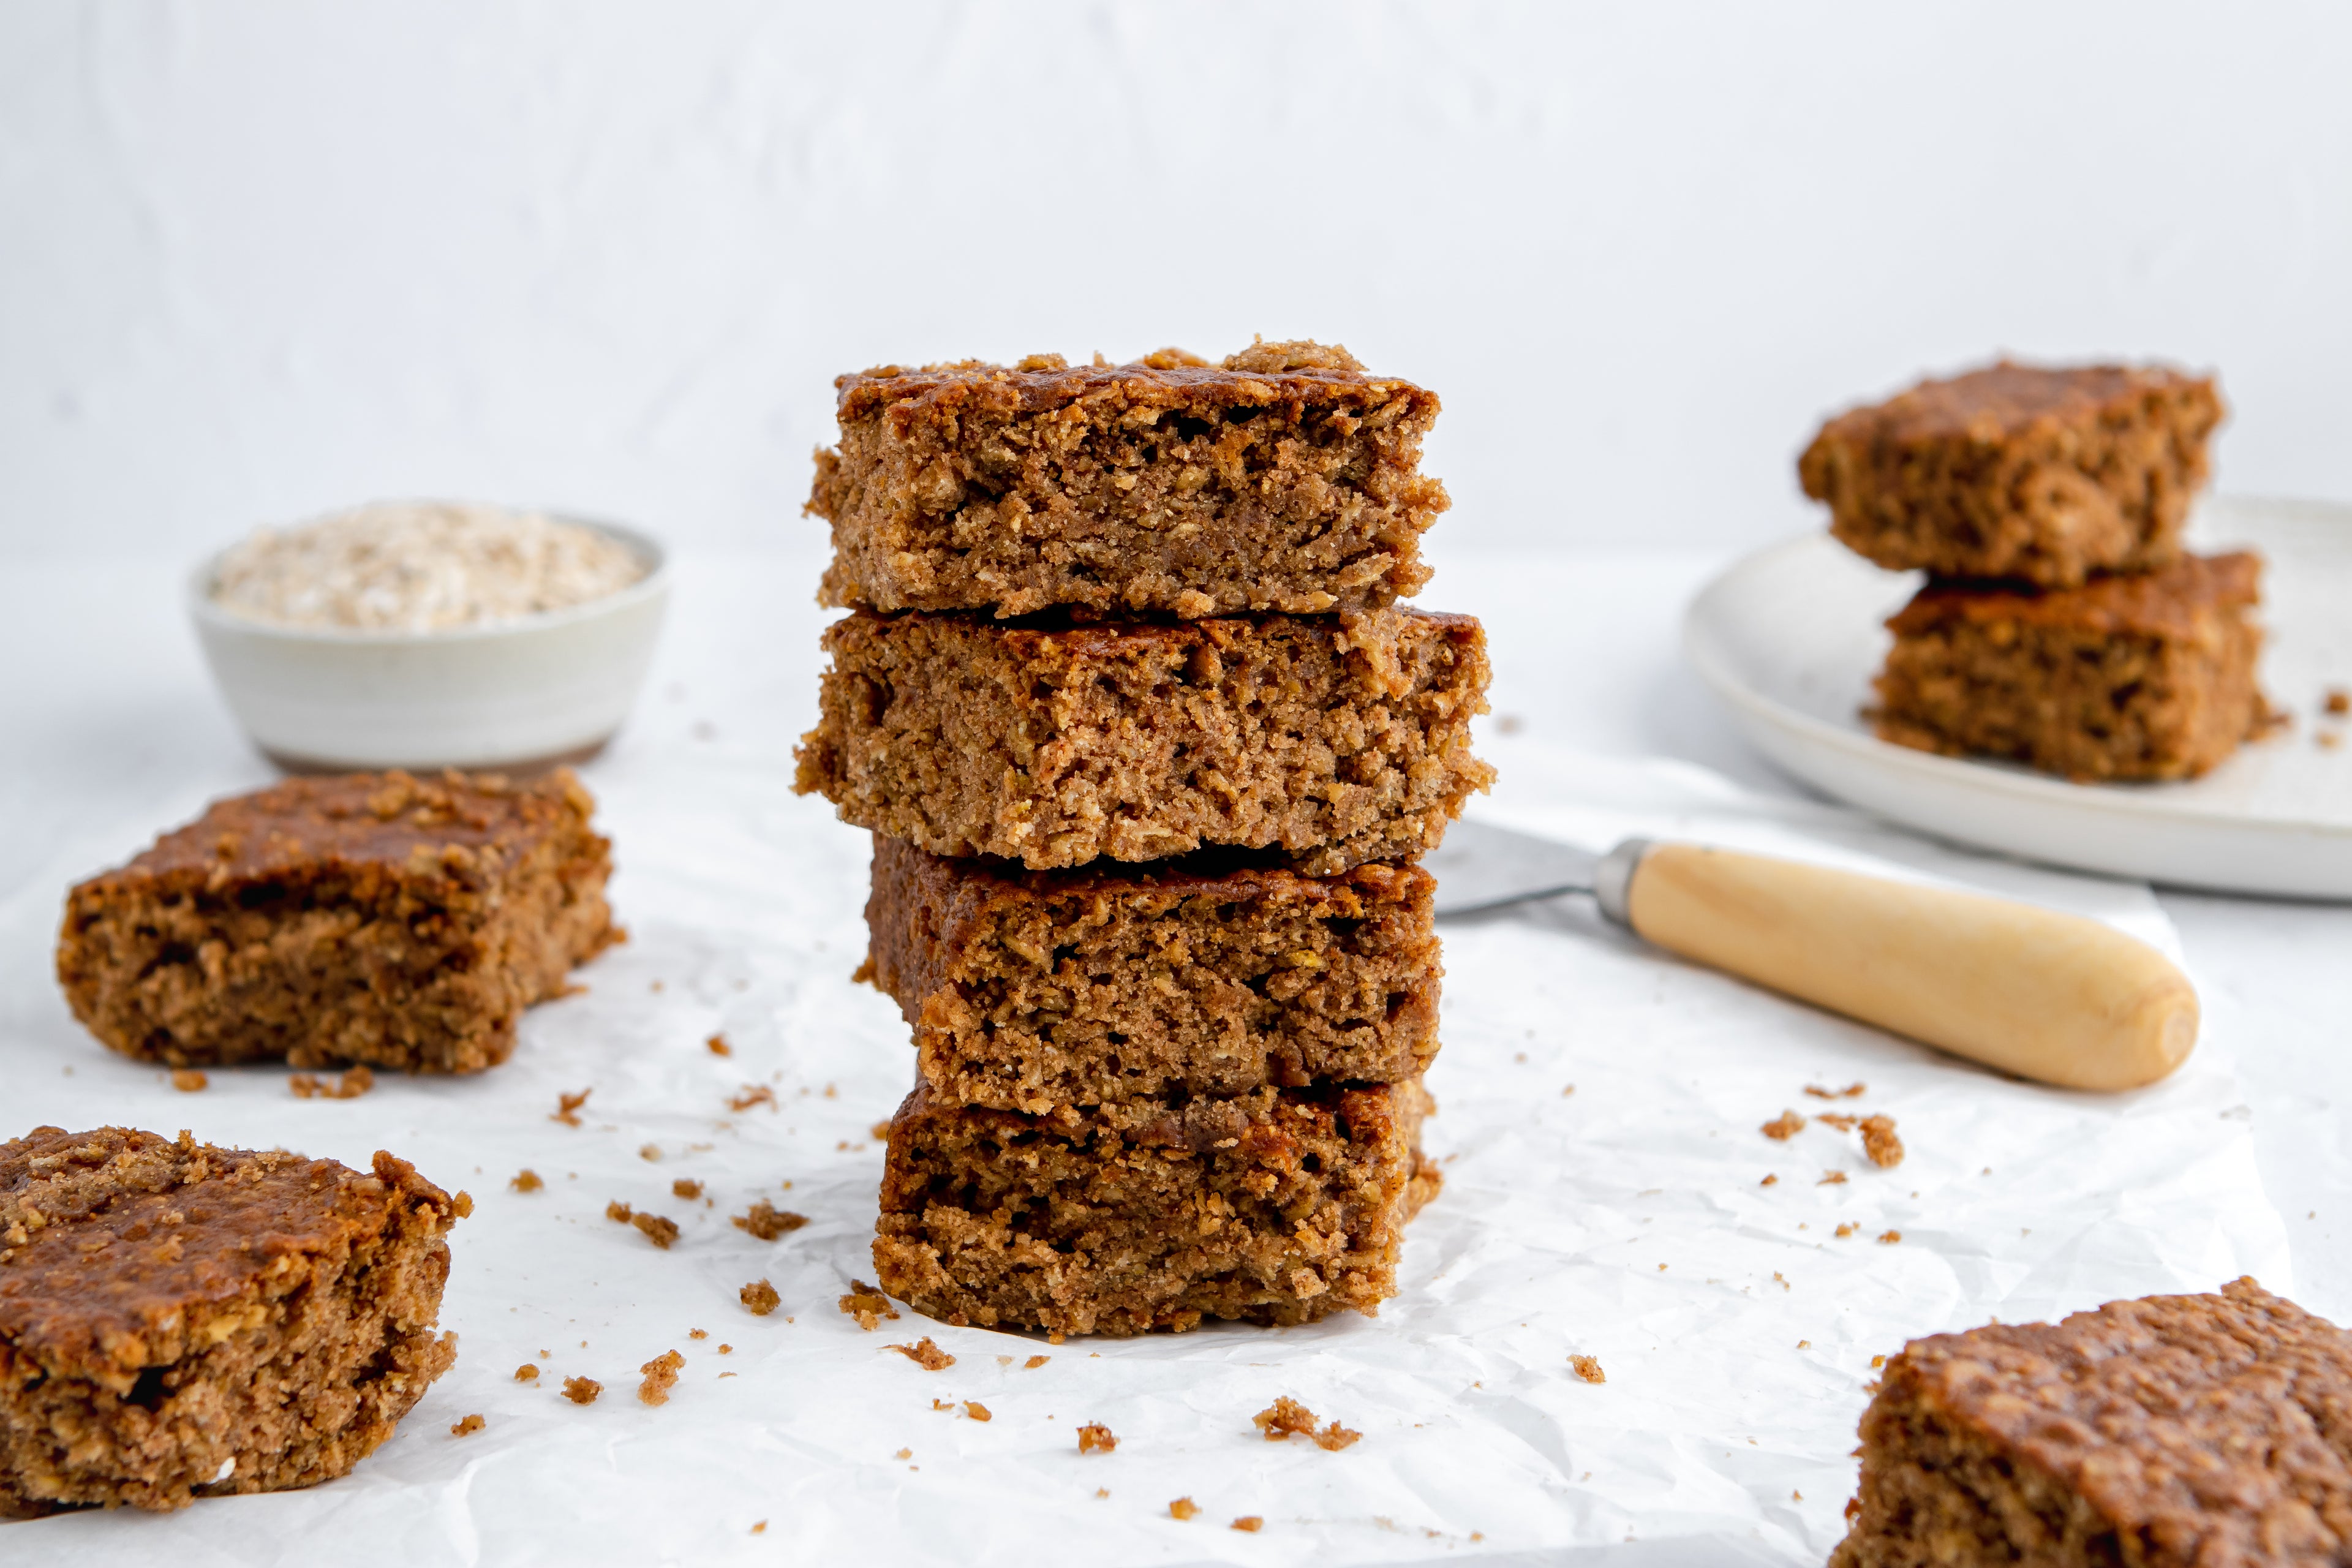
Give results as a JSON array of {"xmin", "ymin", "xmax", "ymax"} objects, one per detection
[
  {"xmin": 1879, "ymin": 1229, "xmax": 1903, "ymax": 1245},
  {"xmin": 1169, "ymin": 1498, "xmax": 1200, "ymax": 1521},
  {"xmin": 894, "ymin": 1448, "xmax": 912, "ymax": 1460},
  {"xmin": 291, "ymin": 1066, "xmax": 374, "ymax": 1099},
  {"xmin": 750, "ymin": 1521, "xmax": 765, "ymax": 1535},
  {"xmin": 1805, "ymin": 1082, "xmax": 1866, "ymax": 1099},
  {"xmin": 170, "ymin": 1069, "xmax": 207, "ymax": 1092},
  {"xmin": 729, "ymin": 1084, "xmax": 777, "ymax": 1112},
  {"xmin": 1254, "ymin": 1396, "xmax": 1360, "ymax": 1450},
  {"xmin": 638, "ymin": 1351, "xmax": 684, "ymax": 1406},
  {"xmin": 1761, "ymin": 1173, "xmax": 1777, "ymax": 1186},
  {"xmin": 511, "ymin": 1169, "xmax": 544, "ymax": 1193},
  {"xmin": 707, "ymin": 1033, "xmax": 731, "ymax": 1056},
  {"xmin": 741, "ymin": 1280, "xmax": 780, "ymax": 1316},
  {"xmin": 1773, "ymin": 1272, "xmax": 1790, "ymax": 1291},
  {"xmin": 1819, "ymin": 1170, "xmax": 1848, "ymax": 1186},
  {"xmin": 1834, "ymin": 1223, "xmax": 1855, "ymax": 1238},
  {"xmin": 562, "ymin": 1376, "xmax": 601, "ymax": 1405},
  {"xmin": 1762, "ymin": 1110, "xmax": 1805, "ymax": 1140},
  {"xmin": 1817, "ymin": 1112, "xmax": 1858, "ymax": 1132},
  {"xmin": 689, "ymin": 1329, "xmax": 707, "ymax": 1341},
  {"xmin": 840, "ymin": 1280, "xmax": 900, "ymax": 1329},
  {"xmin": 514, "ymin": 1364, "xmax": 538, "ymax": 1382},
  {"xmin": 1861, "ymin": 1114, "xmax": 1905, "ymax": 1169},
  {"xmin": 1232, "ymin": 1516, "xmax": 1264, "ymax": 1532},
  {"xmin": 1570, "ymin": 1355, "xmax": 1607, "ymax": 1384},
  {"xmin": 552, "ymin": 1088, "xmax": 591, "ymax": 1126},
  {"xmin": 888, "ymin": 1337, "xmax": 955, "ymax": 1370},
  {"xmin": 964, "ymin": 1401, "xmax": 992, "ymax": 1422},
  {"xmin": 734, "ymin": 1200, "xmax": 809, "ymax": 1240},
  {"xmin": 1026, "ymin": 1355, "xmax": 1050, "ymax": 1370},
  {"xmin": 1078, "ymin": 1423, "xmax": 1117, "ymax": 1454},
  {"xmin": 450, "ymin": 1414, "xmax": 484, "ymax": 1436},
  {"xmin": 672, "ymin": 1178, "xmax": 703, "ymax": 1200}
]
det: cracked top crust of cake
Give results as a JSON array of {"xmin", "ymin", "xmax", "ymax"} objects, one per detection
[
  {"xmin": 77, "ymin": 768, "xmax": 603, "ymax": 897},
  {"xmin": 0, "ymin": 1126, "xmax": 459, "ymax": 1389},
  {"xmin": 1880, "ymin": 1278, "xmax": 2352, "ymax": 1557},
  {"xmin": 808, "ymin": 340, "xmax": 1448, "ymax": 619},
  {"xmin": 1887, "ymin": 551, "xmax": 2261, "ymax": 639}
]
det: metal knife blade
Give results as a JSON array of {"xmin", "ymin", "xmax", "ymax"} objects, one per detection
[{"xmin": 1427, "ymin": 819, "xmax": 1603, "ymax": 918}]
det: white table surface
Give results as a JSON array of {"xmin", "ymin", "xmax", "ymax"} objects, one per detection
[{"xmin": 3, "ymin": 546, "xmax": 2348, "ymax": 1562}]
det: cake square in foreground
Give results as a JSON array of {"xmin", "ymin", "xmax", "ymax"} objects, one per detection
[
  {"xmin": 862, "ymin": 834, "xmax": 1440, "ymax": 1113},
  {"xmin": 0, "ymin": 1126, "xmax": 462, "ymax": 1516},
  {"xmin": 808, "ymin": 340, "xmax": 1447, "ymax": 620},
  {"xmin": 1872, "ymin": 551, "xmax": 2265, "ymax": 782},
  {"xmin": 1833, "ymin": 1278, "xmax": 2352, "ymax": 1567},
  {"xmin": 873, "ymin": 1079, "xmax": 1438, "ymax": 1336},
  {"xmin": 1800, "ymin": 361, "xmax": 2223, "ymax": 587},
  {"xmin": 795, "ymin": 606, "xmax": 1493, "ymax": 875},
  {"xmin": 58, "ymin": 768, "xmax": 621, "ymax": 1073}
]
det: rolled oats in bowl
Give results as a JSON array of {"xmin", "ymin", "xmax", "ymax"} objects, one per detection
[{"xmin": 211, "ymin": 500, "xmax": 647, "ymax": 633}]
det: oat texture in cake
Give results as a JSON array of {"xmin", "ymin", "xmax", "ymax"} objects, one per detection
[
  {"xmin": 1833, "ymin": 1278, "xmax": 2352, "ymax": 1567},
  {"xmin": 863, "ymin": 835, "xmax": 1439, "ymax": 1113},
  {"xmin": 872, "ymin": 1080, "xmax": 1439, "ymax": 1336},
  {"xmin": 808, "ymin": 341, "xmax": 1447, "ymax": 619},
  {"xmin": 1872, "ymin": 551, "xmax": 2266, "ymax": 782},
  {"xmin": 1800, "ymin": 362, "xmax": 2223, "ymax": 587},
  {"xmin": 0, "ymin": 1126, "xmax": 461, "ymax": 1517},
  {"xmin": 795, "ymin": 607, "xmax": 1493, "ymax": 874},
  {"xmin": 58, "ymin": 769, "xmax": 620, "ymax": 1073}
]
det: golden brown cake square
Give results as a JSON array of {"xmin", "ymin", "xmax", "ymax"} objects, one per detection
[
  {"xmin": 809, "ymin": 341, "xmax": 1447, "ymax": 620},
  {"xmin": 1801, "ymin": 362, "xmax": 2223, "ymax": 587},
  {"xmin": 0, "ymin": 1126, "xmax": 461, "ymax": 1516},
  {"xmin": 1872, "ymin": 551, "xmax": 2265, "ymax": 782},
  {"xmin": 58, "ymin": 769, "xmax": 620, "ymax": 1074}
]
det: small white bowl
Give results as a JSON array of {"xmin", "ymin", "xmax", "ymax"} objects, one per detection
[{"xmin": 189, "ymin": 516, "xmax": 671, "ymax": 773}]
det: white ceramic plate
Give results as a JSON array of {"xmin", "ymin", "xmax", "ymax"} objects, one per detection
[{"xmin": 1684, "ymin": 496, "xmax": 2352, "ymax": 899}]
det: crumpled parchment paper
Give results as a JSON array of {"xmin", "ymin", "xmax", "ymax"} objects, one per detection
[{"xmin": 3, "ymin": 725, "xmax": 2289, "ymax": 1567}]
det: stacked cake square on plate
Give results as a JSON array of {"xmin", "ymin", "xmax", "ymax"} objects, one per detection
[
  {"xmin": 1801, "ymin": 363, "xmax": 2266, "ymax": 782},
  {"xmin": 796, "ymin": 341, "xmax": 1491, "ymax": 1335}
]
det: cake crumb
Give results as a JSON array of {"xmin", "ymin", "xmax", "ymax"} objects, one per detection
[
  {"xmin": 719, "ymin": 1343, "xmax": 732, "ymax": 1353},
  {"xmin": 1026, "ymin": 1354, "xmax": 1050, "ymax": 1370},
  {"xmin": 638, "ymin": 1350, "xmax": 684, "ymax": 1406},
  {"xmin": 1096, "ymin": 1487, "xmax": 1110, "ymax": 1498},
  {"xmin": 1254, "ymin": 1396, "xmax": 1361, "ymax": 1449},
  {"xmin": 729, "ymin": 1084, "xmax": 777, "ymax": 1112},
  {"xmin": 1817, "ymin": 1112, "xmax": 1858, "ymax": 1132},
  {"xmin": 1835, "ymin": 1223, "xmax": 1856, "ymax": 1238},
  {"xmin": 631, "ymin": 1212, "xmax": 679, "ymax": 1249},
  {"xmin": 638, "ymin": 1144, "xmax": 662, "ymax": 1162},
  {"xmin": 1169, "ymin": 1498, "xmax": 1200, "ymax": 1521},
  {"xmin": 450, "ymin": 1414, "xmax": 484, "ymax": 1436},
  {"xmin": 1078, "ymin": 1423, "xmax": 1118, "ymax": 1454},
  {"xmin": 511, "ymin": 1169, "xmax": 544, "ymax": 1193},
  {"xmin": 1570, "ymin": 1355, "xmax": 1607, "ymax": 1384},
  {"xmin": 290, "ymin": 1066, "xmax": 374, "ymax": 1099},
  {"xmin": 894, "ymin": 1448, "xmax": 912, "ymax": 1460},
  {"xmin": 840, "ymin": 1280, "xmax": 900, "ymax": 1329},
  {"xmin": 672, "ymin": 1178, "xmax": 703, "ymax": 1200},
  {"xmin": 1878, "ymin": 1229, "xmax": 1903, "ymax": 1245},
  {"xmin": 553, "ymin": 1088, "xmax": 592, "ymax": 1126},
  {"xmin": 1819, "ymin": 1170, "xmax": 1848, "ymax": 1186},
  {"xmin": 606, "ymin": 1199, "xmax": 632, "ymax": 1223},
  {"xmin": 932, "ymin": 1398, "xmax": 952, "ymax": 1411},
  {"xmin": 1871, "ymin": 1354, "xmax": 1886, "ymax": 1368},
  {"xmin": 1805, "ymin": 1082, "xmax": 1866, "ymax": 1099},
  {"xmin": 1798, "ymin": 1340, "xmax": 1811, "ymax": 1349},
  {"xmin": 1860, "ymin": 1115, "xmax": 1905, "ymax": 1169},
  {"xmin": 170, "ymin": 1069, "xmax": 208, "ymax": 1092},
  {"xmin": 964, "ymin": 1401, "xmax": 992, "ymax": 1422},
  {"xmin": 870, "ymin": 1120, "xmax": 893, "ymax": 1141},
  {"xmin": 741, "ymin": 1279, "xmax": 780, "ymax": 1316},
  {"xmin": 451, "ymin": 1190, "xmax": 472, "ymax": 1218},
  {"xmin": 2326, "ymin": 688, "xmax": 2350, "ymax": 715},
  {"xmin": 690, "ymin": 1329, "xmax": 708, "ymax": 1340},
  {"xmin": 734, "ymin": 1200, "xmax": 809, "ymax": 1240},
  {"xmin": 562, "ymin": 1376, "xmax": 602, "ymax": 1405},
  {"xmin": 2321, "ymin": 731, "xmax": 2343, "ymax": 751},
  {"xmin": 750, "ymin": 1520, "xmax": 766, "ymax": 1534},
  {"xmin": 888, "ymin": 1337, "xmax": 956, "ymax": 1370},
  {"xmin": 1762, "ymin": 1110, "xmax": 1806, "ymax": 1140},
  {"xmin": 1232, "ymin": 1516, "xmax": 1264, "ymax": 1532},
  {"xmin": 1760, "ymin": 1174, "xmax": 1778, "ymax": 1186},
  {"xmin": 997, "ymin": 1355, "xmax": 1013, "ymax": 1365},
  {"xmin": 707, "ymin": 1033, "xmax": 732, "ymax": 1056},
  {"xmin": 1773, "ymin": 1272, "xmax": 1790, "ymax": 1291},
  {"xmin": 515, "ymin": 1363, "xmax": 539, "ymax": 1382}
]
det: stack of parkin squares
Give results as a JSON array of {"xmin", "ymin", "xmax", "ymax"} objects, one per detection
[
  {"xmin": 1801, "ymin": 361, "xmax": 2267, "ymax": 783},
  {"xmin": 795, "ymin": 340, "xmax": 1493, "ymax": 1336}
]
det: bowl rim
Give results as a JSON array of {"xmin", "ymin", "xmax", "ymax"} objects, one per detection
[{"xmin": 186, "ymin": 509, "xmax": 671, "ymax": 646}]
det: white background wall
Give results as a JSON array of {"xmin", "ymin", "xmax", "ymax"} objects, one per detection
[{"xmin": 5, "ymin": 1, "xmax": 2348, "ymax": 565}]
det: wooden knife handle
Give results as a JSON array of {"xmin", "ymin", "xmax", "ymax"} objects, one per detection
[{"xmin": 1619, "ymin": 842, "xmax": 2198, "ymax": 1090}]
